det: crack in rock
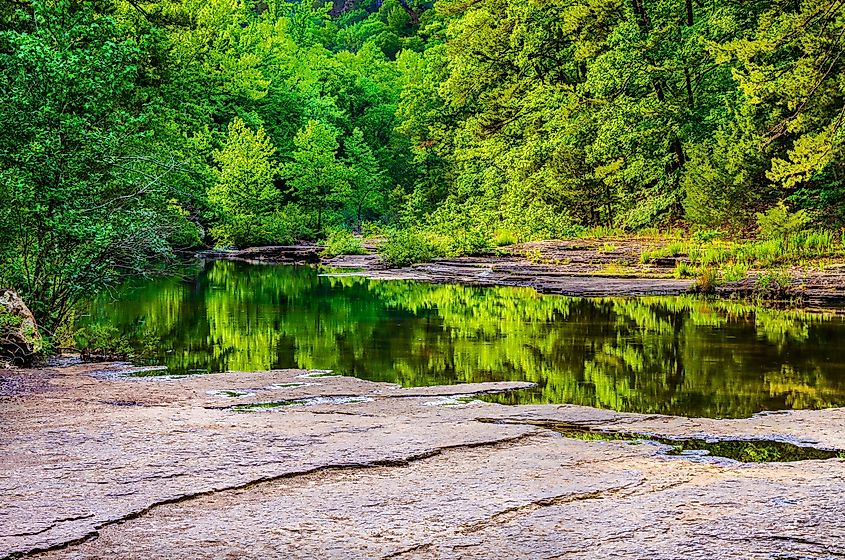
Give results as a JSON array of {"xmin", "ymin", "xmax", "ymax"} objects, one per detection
[
  {"xmin": 458, "ymin": 478, "xmax": 646, "ymax": 535},
  {"xmin": 381, "ymin": 542, "xmax": 434, "ymax": 559},
  {"xmin": 2, "ymin": 432, "xmax": 539, "ymax": 560},
  {"xmin": 2, "ymin": 515, "xmax": 94, "ymax": 539}
]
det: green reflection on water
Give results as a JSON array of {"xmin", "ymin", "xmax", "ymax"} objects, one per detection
[
  {"xmin": 545, "ymin": 425, "xmax": 845, "ymax": 462},
  {"xmin": 79, "ymin": 259, "xmax": 845, "ymax": 418}
]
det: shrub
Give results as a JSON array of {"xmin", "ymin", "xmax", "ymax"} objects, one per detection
[
  {"xmin": 694, "ymin": 267, "xmax": 718, "ymax": 294},
  {"xmin": 756, "ymin": 201, "xmax": 811, "ymax": 246},
  {"xmin": 721, "ymin": 262, "xmax": 749, "ymax": 282},
  {"xmin": 164, "ymin": 201, "xmax": 203, "ymax": 248},
  {"xmin": 673, "ymin": 261, "xmax": 695, "ymax": 279},
  {"xmin": 73, "ymin": 324, "xmax": 133, "ymax": 361},
  {"xmin": 378, "ymin": 229, "xmax": 438, "ymax": 267},
  {"xmin": 211, "ymin": 207, "xmax": 312, "ymax": 248},
  {"xmin": 322, "ymin": 229, "xmax": 367, "ymax": 257},
  {"xmin": 263, "ymin": 208, "xmax": 312, "ymax": 244},
  {"xmin": 361, "ymin": 222, "xmax": 387, "ymax": 239},
  {"xmin": 691, "ymin": 229, "xmax": 723, "ymax": 243},
  {"xmin": 492, "ymin": 229, "xmax": 518, "ymax": 247},
  {"xmin": 443, "ymin": 226, "xmax": 493, "ymax": 256}
]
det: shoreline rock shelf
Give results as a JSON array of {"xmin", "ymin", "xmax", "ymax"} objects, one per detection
[{"xmin": 2, "ymin": 363, "xmax": 845, "ymax": 559}]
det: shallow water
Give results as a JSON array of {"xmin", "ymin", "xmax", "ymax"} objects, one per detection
[{"xmin": 79, "ymin": 259, "xmax": 845, "ymax": 418}]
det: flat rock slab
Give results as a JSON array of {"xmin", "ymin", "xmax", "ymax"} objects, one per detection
[
  {"xmin": 321, "ymin": 239, "xmax": 845, "ymax": 304},
  {"xmin": 324, "ymin": 248, "xmax": 694, "ymax": 297},
  {"xmin": 2, "ymin": 364, "xmax": 845, "ymax": 559}
]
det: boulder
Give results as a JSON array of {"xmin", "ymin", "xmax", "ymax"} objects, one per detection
[{"xmin": 0, "ymin": 289, "xmax": 43, "ymax": 365}]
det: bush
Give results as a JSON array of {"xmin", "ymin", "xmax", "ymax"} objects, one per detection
[
  {"xmin": 756, "ymin": 201, "xmax": 811, "ymax": 244},
  {"xmin": 492, "ymin": 229, "xmax": 518, "ymax": 247},
  {"xmin": 691, "ymin": 229, "xmax": 723, "ymax": 243},
  {"xmin": 694, "ymin": 267, "xmax": 719, "ymax": 294},
  {"xmin": 263, "ymin": 208, "xmax": 313, "ymax": 244},
  {"xmin": 673, "ymin": 261, "xmax": 695, "ymax": 279},
  {"xmin": 379, "ymin": 229, "xmax": 438, "ymax": 266},
  {"xmin": 322, "ymin": 230, "xmax": 367, "ymax": 257},
  {"xmin": 210, "ymin": 207, "xmax": 312, "ymax": 248},
  {"xmin": 442, "ymin": 226, "xmax": 493, "ymax": 256},
  {"xmin": 164, "ymin": 201, "xmax": 203, "ymax": 248},
  {"xmin": 361, "ymin": 222, "xmax": 387, "ymax": 239},
  {"xmin": 73, "ymin": 324, "xmax": 133, "ymax": 361},
  {"xmin": 721, "ymin": 262, "xmax": 750, "ymax": 282}
]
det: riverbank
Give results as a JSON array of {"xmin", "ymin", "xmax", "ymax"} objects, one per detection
[
  {"xmin": 2, "ymin": 362, "xmax": 845, "ymax": 559},
  {"xmin": 214, "ymin": 237, "xmax": 845, "ymax": 306}
]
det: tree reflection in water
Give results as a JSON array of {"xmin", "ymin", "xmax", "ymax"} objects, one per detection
[{"xmin": 80, "ymin": 260, "xmax": 845, "ymax": 418}]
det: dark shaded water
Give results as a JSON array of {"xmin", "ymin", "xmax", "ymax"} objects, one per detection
[{"xmin": 79, "ymin": 259, "xmax": 845, "ymax": 418}]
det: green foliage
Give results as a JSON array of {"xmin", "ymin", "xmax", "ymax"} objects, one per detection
[
  {"xmin": 439, "ymin": 226, "xmax": 492, "ymax": 257},
  {"xmin": 0, "ymin": 309, "xmax": 22, "ymax": 332},
  {"xmin": 164, "ymin": 202, "xmax": 203, "ymax": 249},
  {"xmin": 492, "ymin": 230, "xmax": 518, "ymax": 247},
  {"xmin": 673, "ymin": 262, "xmax": 695, "ymax": 279},
  {"xmin": 694, "ymin": 267, "xmax": 719, "ymax": 294},
  {"xmin": 283, "ymin": 120, "xmax": 347, "ymax": 231},
  {"xmin": 755, "ymin": 271, "xmax": 794, "ymax": 297},
  {"xmin": 756, "ymin": 202, "xmax": 812, "ymax": 244},
  {"xmin": 208, "ymin": 118, "xmax": 280, "ymax": 247},
  {"xmin": 9, "ymin": 0, "xmax": 845, "ymax": 340},
  {"xmin": 322, "ymin": 230, "xmax": 368, "ymax": 257},
  {"xmin": 341, "ymin": 128, "xmax": 388, "ymax": 229},
  {"xmin": 379, "ymin": 229, "xmax": 437, "ymax": 266},
  {"xmin": 691, "ymin": 230, "xmax": 724, "ymax": 244},
  {"xmin": 0, "ymin": 0, "xmax": 194, "ymax": 333},
  {"xmin": 721, "ymin": 263, "xmax": 750, "ymax": 283},
  {"xmin": 73, "ymin": 324, "xmax": 133, "ymax": 361}
]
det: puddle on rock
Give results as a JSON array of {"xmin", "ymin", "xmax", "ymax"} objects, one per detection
[
  {"xmin": 231, "ymin": 395, "xmax": 373, "ymax": 411},
  {"xmin": 297, "ymin": 370, "xmax": 339, "ymax": 379},
  {"xmin": 485, "ymin": 420, "xmax": 845, "ymax": 463},
  {"xmin": 423, "ymin": 395, "xmax": 483, "ymax": 407},
  {"xmin": 207, "ymin": 389, "xmax": 257, "ymax": 398},
  {"xmin": 87, "ymin": 365, "xmax": 169, "ymax": 379},
  {"xmin": 264, "ymin": 382, "xmax": 310, "ymax": 390}
]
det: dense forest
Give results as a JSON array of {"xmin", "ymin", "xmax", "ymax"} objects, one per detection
[{"xmin": 1, "ymin": 0, "xmax": 845, "ymax": 335}]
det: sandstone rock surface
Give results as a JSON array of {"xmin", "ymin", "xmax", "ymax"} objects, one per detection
[{"xmin": 2, "ymin": 363, "xmax": 844, "ymax": 559}]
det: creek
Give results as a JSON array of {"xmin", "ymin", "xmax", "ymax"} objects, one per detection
[{"xmin": 79, "ymin": 259, "xmax": 845, "ymax": 418}]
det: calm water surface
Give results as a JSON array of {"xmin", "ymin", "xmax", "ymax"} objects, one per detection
[{"xmin": 80, "ymin": 259, "xmax": 845, "ymax": 418}]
